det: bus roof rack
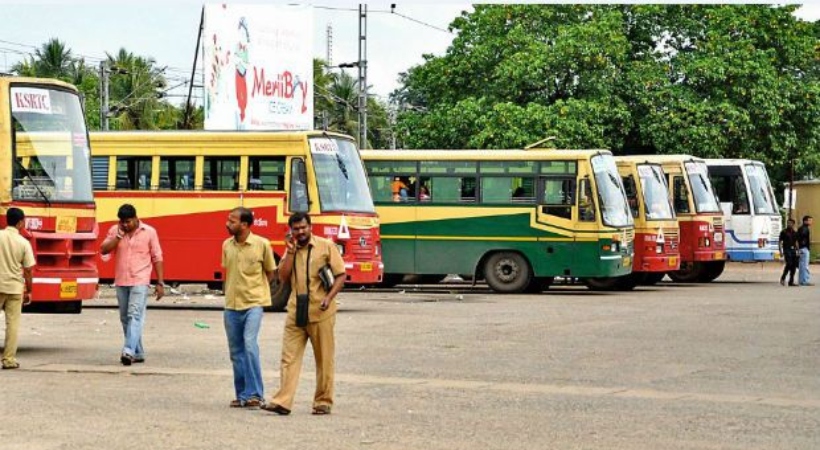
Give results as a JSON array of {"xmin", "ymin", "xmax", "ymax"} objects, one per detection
[{"xmin": 524, "ymin": 136, "xmax": 557, "ymax": 149}]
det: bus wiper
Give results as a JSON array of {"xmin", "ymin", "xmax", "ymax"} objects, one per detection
[
  {"xmin": 335, "ymin": 154, "xmax": 349, "ymax": 180},
  {"xmin": 13, "ymin": 158, "xmax": 51, "ymax": 206}
]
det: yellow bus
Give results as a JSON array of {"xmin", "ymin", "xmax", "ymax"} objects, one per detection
[
  {"xmin": 360, "ymin": 149, "xmax": 635, "ymax": 293},
  {"xmin": 1, "ymin": 76, "xmax": 98, "ymax": 313},
  {"xmin": 90, "ymin": 130, "xmax": 382, "ymax": 310}
]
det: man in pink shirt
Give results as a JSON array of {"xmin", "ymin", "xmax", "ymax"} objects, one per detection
[{"xmin": 100, "ymin": 204, "xmax": 165, "ymax": 366}]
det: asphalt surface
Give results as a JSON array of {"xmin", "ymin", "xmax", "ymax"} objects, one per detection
[{"xmin": 0, "ymin": 263, "xmax": 817, "ymax": 450}]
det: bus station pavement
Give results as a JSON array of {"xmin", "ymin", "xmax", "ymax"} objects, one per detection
[{"xmin": 0, "ymin": 262, "xmax": 818, "ymax": 450}]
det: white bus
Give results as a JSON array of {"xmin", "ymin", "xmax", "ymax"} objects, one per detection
[{"xmin": 706, "ymin": 159, "xmax": 781, "ymax": 262}]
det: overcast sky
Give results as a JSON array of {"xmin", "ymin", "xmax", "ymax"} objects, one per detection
[{"xmin": 0, "ymin": 2, "xmax": 816, "ymax": 103}]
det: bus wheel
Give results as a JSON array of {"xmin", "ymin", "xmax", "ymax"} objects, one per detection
[
  {"xmin": 266, "ymin": 276, "xmax": 291, "ymax": 312},
  {"xmin": 668, "ymin": 263, "xmax": 702, "ymax": 283},
  {"xmin": 642, "ymin": 272, "xmax": 666, "ymax": 285},
  {"xmin": 583, "ymin": 277, "xmax": 621, "ymax": 291},
  {"xmin": 615, "ymin": 273, "xmax": 641, "ymax": 291},
  {"xmin": 484, "ymin": 252, "xmax": 532, "ymax": 293},
  {"xmin": 525, "ymin": 276, "xmax": 554, "ymax": 293},
  {"xmin": 697, "ymin": 261, "xmax": 725, "ymax": 282},
  {"xmin": 378, "ymin": 274, "xmax": 405, "ymax": 288}
]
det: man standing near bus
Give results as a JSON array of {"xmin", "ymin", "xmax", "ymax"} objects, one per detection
[
  {"xmin": 0, "ymin": 208, "xmax": 35, "ymax": 370},
  {"xmin": 222, "ymin": 207, "xmax": 276, "ymax": 408},
  {"xmin": 779, "ymin": 218, "xmax": 799, "ymax": 286},
  {"xmin": 100, "ymin": 204, "xmax": 165, "ymax": 366},
  {"xmin": 262, "ymin": 212, "xmax": 345, "ymax": 416},
  {"xmin": 797, "ymin": 215, "xmax": 813, "ymax": 286}
]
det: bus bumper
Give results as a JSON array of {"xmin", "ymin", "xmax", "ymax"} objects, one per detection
[
  {"xmin": 636, "ymin": 253, "xmax": 680, "ymax": 272},
  {"xmin": 31, "ymin": 276, "xmax": 98, "ymax": 303},
  {"xmin": 344, "ymin": 262, "xmax": 384, "ymax": 284}
]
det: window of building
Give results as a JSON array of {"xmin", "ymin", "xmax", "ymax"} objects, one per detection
[
  {"xmin": 115, "ymin": 156, "xmax": 152, "ymax": 190},
  {"xmin": 159, "ymin": 157, "xmax": 195, "ymax": 190},
  {"xmin": 203, "ymin": 157, "xmax": 240, "ymax": 191},
  {"xmin": 248, "ymin": 157, "xmax": 286, "ymax": 191}
]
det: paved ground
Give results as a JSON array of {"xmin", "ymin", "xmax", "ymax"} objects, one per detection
[{"xmin": 0, "ymin": 263, "xmax": 817, "ymax": 450}]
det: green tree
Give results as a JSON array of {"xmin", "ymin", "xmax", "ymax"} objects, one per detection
[
  {"xmin": 105, "ymin": 48, "xmax": 168, "ymax": 130},
  {"xmin": 393, "ymin": 4, "xmax": 820, "ymax": 182}
]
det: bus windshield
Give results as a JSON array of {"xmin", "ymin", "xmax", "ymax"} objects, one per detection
[
  {"xmin": 684, "ymin": 161, "xmax": 720, "ymax": 213},
  {"xmin": 310, "ymin": 137, "xmax": 375, "ymax": 213},
  {"xmin": 10, "ymin": 85, "xmax": 93, "ymax": 203},
  {"xmin": 744, "ymin": 164, "xmax": 777, "ymax": 215},
  {"xmin": 637, "ymin": 164, "xmax": 674, "ymax": 220},
  {"xmin": 591, "ymin": 154, "xmax": 633, "ymax": 227}
]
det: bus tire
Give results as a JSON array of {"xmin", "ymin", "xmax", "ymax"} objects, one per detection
[
  {"xmin": 697, "ymin": 261, "xmax": 725, "ymax": 282},
  {"xmin": 266, "ymin": 276, "xmax": 290, "ymax": 313},
  {"xmin": 525, "ymin": 276, "xmax": 554, "ymax": 293},
  {"xmin": 583, "ymin": 277, "xmax": 621, "ymax": 291},
  {"xmin": 668, "ymin": 263, "xmax": 703, "ymax": 283},
  {"xmin": 615, "ymin": 273, "xmax": 641, "ymax": 291},
  {"xmin": 642, "ymin": 272, "xmax": 666, "ymax": 285},
  {"xmin": 484, "ymin": 252, "xmax": 532, "ymax": 293}
]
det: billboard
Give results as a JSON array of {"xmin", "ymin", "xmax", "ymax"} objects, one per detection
[{"xmin": 204, "ymin": 4, "xmax": 313, "ymax": 130}]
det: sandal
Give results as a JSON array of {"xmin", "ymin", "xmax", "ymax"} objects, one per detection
[
  {"xmin": 2, "ymin": 361, "xmax": 19, "ymax": 370},
  {"xmin": 261, "ymin": 403, "xmax": 291, "ymax": 415},
  {"xmin": 311, "ymin": 405, "xmax": 331, "ymax": 415},
  {"xmin": 230, "ymin": 397, "xmax": 264, "ymax": 408}
]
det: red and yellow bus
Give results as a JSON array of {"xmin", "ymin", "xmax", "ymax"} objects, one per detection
[
  {"xmin": 642, "ymin": 155, "xmax": 725, "ymax": 282},
  {"xmin": 1, "ymin": 76, "xmax": 99, "ymax": 313},
  {"xmin": 89, "ymin": 130, "xmax": 382, "ymax": 310}
]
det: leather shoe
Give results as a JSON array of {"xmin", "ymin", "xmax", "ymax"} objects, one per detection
[{"xmin": 120, "ymin": 354, "xmax": 134, "ymax": 366}]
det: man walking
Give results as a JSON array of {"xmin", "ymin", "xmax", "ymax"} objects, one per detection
[
  {"xmin": 263, "ymin": 212, "xmax": 345, "ymax": 416},
  {"xmin": 797, "ymin": 215, "xmax": 813, "ymax": 286},
  {"xmin": 100, "ymin": 204, "xmax": 164, "ymax": 365},
  {"xmin": 0, "ymin": 208, "xmax": 35, "ymax": 370},
  {"xmin": 222, "ymin": 207, "xmax": 276, "ymax": 408},
  {"xmin": 779, "ymin": 218, "xmax": 799, "ymax": 286}
]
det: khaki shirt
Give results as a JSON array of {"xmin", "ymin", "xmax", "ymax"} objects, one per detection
[
  {"xmin": 0, "ymin": 227, "xmax": 35, "ymax": 295},
  {"xmin": 287, "ymin": 234, "xmax": 346, "ymax": 323},
  {"xmin": 222, "ymin": 232, "xmax": 276, "ymax": 310}
]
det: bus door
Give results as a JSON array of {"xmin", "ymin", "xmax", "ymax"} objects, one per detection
[
  {"xmin": 535, "ymin": 175, "xmax": 577, "ymax": 276},
  {"xmin": 708, "ymin": 164, "xmax": 749, "ymax": 252}
]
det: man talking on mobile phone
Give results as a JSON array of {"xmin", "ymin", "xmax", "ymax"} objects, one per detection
[
  {"xmin": 100, "ymin": 204, "xmax": 164, "ymax": 366},
  {"xmin": 262, "ymin": 212, "xmax": 345, "ymax": 416}
]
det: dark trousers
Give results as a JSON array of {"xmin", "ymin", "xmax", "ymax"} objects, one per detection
[{"xmin": 781, "ymin": 250, "xmax": 798, "ymax": 284}]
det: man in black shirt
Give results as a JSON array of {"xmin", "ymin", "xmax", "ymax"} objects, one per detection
[
  {"xmin": 779, "ymin": 218, "xmax": 799, "ymax": 286},
  {"xmin": 797, "ymin": 215, "xmax": 813, "ymax": 286}
]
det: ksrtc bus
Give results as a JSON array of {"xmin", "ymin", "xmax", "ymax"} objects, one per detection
[
  {"xmin": 584, "ymin": 157, "xmax": 680, "ymax": 290},
  {"xmin": 641, "ymin": 155, "xmax": 726, "ymax": 282},
  {"xmin": 706, "ymin": 159, "xmax": 781, "ymax": 262},
  {"xmin": 1, "ymin": 76, "xmax": 99, "ymax": 313},
  {"xmin": 90, "ymin": 131, "xmax": 382, "ymax": 311},
  {"xmin": 360, "ymin": 149, "xmax": 635, "ymax": 293}
]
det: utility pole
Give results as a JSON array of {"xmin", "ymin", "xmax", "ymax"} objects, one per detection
[
  {"xmin": 326, "ymin": 23, "xmax": 333, "ymax": 66},
  {"xmin": 358, "ymin": 4, "xmax": 367, "ymax": 149},
  {"xmin": 99, "ymin": 61, "xmax": 109, "ymax": 131}
]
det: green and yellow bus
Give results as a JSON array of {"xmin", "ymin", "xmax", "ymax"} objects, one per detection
[{"xmin": 361, "ymin": 149, "xmax": 634, "ymax": 293}]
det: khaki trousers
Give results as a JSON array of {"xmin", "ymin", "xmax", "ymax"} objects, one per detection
[
  {"xmin": 0, "ymin": 293, "xmax": 22, "ymax": 366},
  {"xmin": 272, "ymin": 315, "xmax": 336, "ymax": 410}
]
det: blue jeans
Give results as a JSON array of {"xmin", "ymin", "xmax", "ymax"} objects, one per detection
[
  {"xmin": 116, "ymin": 285, "xmax": 149, "ymax": 359},
  {"xmin": 799, "ymin": 248, "xmax": 811, "ymax": 285},
  {"xmin": 224, "ymin": 307, "xmax": 264, "ymax": 402}
]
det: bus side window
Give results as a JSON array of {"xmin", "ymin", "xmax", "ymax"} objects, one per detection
[
  {"xmin": 91, "ymin": 156, "xmax": 109, "ymax": 191},
  {"xmin": 622, "ymin": 175, "xmax": 639, "ymax": 218},
  {"xmin": 541, "ymin": 177, "xmax": 574, "ymax": 220},
  {"xmin": 203, "ymin": 157, "xmax": 240, "ymax": 191},
  {"xmin": 289, "ymin": 158, "xmax": 309, "ymax": 212},
  {"xmin": 248, "ymin": 157, "xmax": 285, "ymax": 191},
  {"xmin": 578, "ymin": 177, "xmax": 596, "ymax": 222},
  {"xmin": 460, "ymin": 177, "xmax": 477, "ymax": 203},
  {"xmin": 115, "ymin": 156, "xmax": 151, "ymax": 190},
  {"xmin": 673, "ymin": 176, "xmax": 690, "ymax": 213}
]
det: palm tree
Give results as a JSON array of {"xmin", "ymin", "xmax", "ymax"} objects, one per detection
[
  {"xmin": 106, "ymin": 48, "xmax": 167, "ymax": 130},
  {"xmin": 12, "ymin": 38, "xmax": 73, "ymax": 79}
]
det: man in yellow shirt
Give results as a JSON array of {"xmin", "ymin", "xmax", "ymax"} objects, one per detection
[
  {"xmin": 0, "ymin": 208, "xmax": 35, "ymax": 370},
  {"xmin": 222, "ymin": 207, "xmax": 276, "ymax": 408},
  {"xmin": 262, "ymin": 212, "xmax": 345, "ymax": 415}
]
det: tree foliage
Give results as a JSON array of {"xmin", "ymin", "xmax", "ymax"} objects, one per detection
[{"xmin": 392, "ymin": 4, "xmax": 820, "ymax": 181}]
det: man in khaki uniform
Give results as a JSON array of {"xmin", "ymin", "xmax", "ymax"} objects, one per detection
[
  {"xmin": 222, "ymin": 207, "xmax": 276, "ymax": 408},
  {"xmin": 0, "ymin": 208, "xmax": 35, "ymax": 370},
  {"xmin": 263, "ymin": 212, "xmax": 345, "ymax": 415}
]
